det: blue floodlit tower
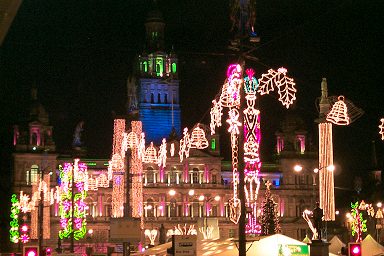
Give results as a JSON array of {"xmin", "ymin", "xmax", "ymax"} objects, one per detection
[{"xmin": 129, "ymin": 8, "xmax": 181, "ymax": 144}]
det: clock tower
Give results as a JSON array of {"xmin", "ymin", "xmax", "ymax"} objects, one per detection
[{"xmin": 130, "ymin": 8, "xmax": 181, "ymax": 144}]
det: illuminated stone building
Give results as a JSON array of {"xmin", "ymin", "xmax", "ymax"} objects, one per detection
[{"xmin": 9, "ymin": 8, "xmax": 321, "ymax": 254}]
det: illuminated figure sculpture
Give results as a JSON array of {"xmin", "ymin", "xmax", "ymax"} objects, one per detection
[{"xmin": 210, "ymin": 64, "xmax": 296, "ymax": 234}]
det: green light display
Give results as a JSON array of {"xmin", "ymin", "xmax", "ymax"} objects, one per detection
[
  {"xmin": 211, "ymin": 138, "xmax": 216, "ymax": 150},
  {"xmin": 156, "ymin": 57, "xmax": 163, "ymax": 76},
  {"xmin": 9, "ymin": 194, "xmax": 20, "ymax": 243},
  {"xmin": 172, "ymin": 62, "xmax": 177, "ymax": 73}
]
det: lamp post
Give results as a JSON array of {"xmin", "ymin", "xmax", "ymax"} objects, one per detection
[
  {"xmin": 198, "ymin": 194, "xmax": 221, "ymax": 240},
  {"xmin": 375, "ymin": 202, "xmax": 383, "ymax": 243}
]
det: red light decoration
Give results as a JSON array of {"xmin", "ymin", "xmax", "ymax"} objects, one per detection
[{"xmin": 348, "ymin": 242, "xmax": 362, "ymax": 256}]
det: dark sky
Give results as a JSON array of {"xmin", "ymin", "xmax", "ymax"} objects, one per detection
[{"xmin": 1, "ymin": 0, "xmax": 384, "ymax": 190}]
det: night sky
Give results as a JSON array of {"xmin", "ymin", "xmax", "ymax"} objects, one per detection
[{"xmin": 1, "ymin": 0, "xmax": 384, "ymax": 192}]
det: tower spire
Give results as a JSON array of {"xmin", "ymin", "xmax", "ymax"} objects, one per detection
[{"xmin": 318, "ymin": 78, "xmax": 330, "ymax": 121}]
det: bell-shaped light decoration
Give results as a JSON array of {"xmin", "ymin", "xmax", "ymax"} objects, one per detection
[
  {"xmin": 326, "ymin": 96, "xmax": 350, "ymax": 125},
  {"xmin": 127, "ymin": 131, "xmax": 138, "ymax": 149},
  {"xmin": 88, "ymin": 177, "xmax": 97, "ymax": 191},
  {"xmin": 143, "ymin": 142, "xmax": 158, "ymax": 163},
  {"xmin": 111, "ymin": 153, "xmax": 124, "ymax": 171},
  {"xmin": 189, "ymin": 126, "xmax": 208, "ymax": 149}
]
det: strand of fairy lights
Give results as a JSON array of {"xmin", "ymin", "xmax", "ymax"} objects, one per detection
[
  {"xmin": 130, "ymin": 121, "xmax": 144, "ymax": 228},
  {"xmin": 110, "ymin": 119, "xmax": 128, "ymax": 218}
]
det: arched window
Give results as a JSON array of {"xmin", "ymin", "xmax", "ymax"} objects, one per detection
[
  {"xmin": 191, "ymin": 200, "xmax": 199, "ymax": 218},
  {"xmin": 146, "ymin": 167, "xmax": 154, "ymax": 184},
  {"xmin": 164, "ymin": 94, "xmax": 168, "ymax": 104},
  {"xmin": 31, "ymin": 133, "xmax": 37, "ymax": 145},
  {"xmin": 27, "ymin": 164, "xmax": 39, "ymax": 185},
  {"xmin": 170, "ymin": 198, "xmax": 177, "ymax": 217},
  {"xmin": 192, "ymin": 168, "xmax": 199, "ymax": 184},
  {"xmin": 157, "ymin": 93, "xmax": 161, "ymax": 103},
  {"xmin": 146, "ymin": 198, "xmax": 155, "ymax": 217},
  {"xmin": 143, "ymin": 61, "xmax": 148, "ymax": 72},
  {"xmin": 151, "ymin": 93, "xmax": 154, "ymax": 103}
]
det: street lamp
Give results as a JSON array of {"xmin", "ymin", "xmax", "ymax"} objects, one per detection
[
  {"xmin": 198, "ymin": 195, "xmax": 220, "ymax": 240},
  {"xmin": 375, "ymin": 202, "xmax": 383, "ymax": 243}
]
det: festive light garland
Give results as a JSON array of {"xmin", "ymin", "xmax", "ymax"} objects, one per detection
[
  {"xmin": 9, "ymin": 194, "xmax": 20, "ymax": 243},
  {"xmin": 111, "ymin": 119, "xmax": 127, "ymax": 218},
  {"xmin": 379, "ymin": 118, "xmax": 384, "ymax": 140},
  {"xmin": 318, "ymin": 123, "xmax": 335, "ymax": 221},
  {"xmin": 58, "ymin": 159, "xmax": 88, "ymax": 240},
  {"xmin": 350, "ymin": 201, "xmax": 367, "ymax": 242},
  {"xmin": 130, "ymin": 121, "xmax": 143, "ymax": 226}
]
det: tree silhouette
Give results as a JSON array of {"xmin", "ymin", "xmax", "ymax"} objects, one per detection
[{"xmin": 261, "ymin": 181, "xmax": 281, "ymax": 235}]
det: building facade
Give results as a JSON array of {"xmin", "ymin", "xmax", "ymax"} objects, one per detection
[{"xmin": 9, "ymin": 8, "xmax": 322, "ymax": 254}]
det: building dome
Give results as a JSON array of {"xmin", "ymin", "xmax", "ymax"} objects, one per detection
[
  {"xmin": 146, "ymin": 9, "xmax": 164, "ymax": 23},
  {"xmin": 29, "ymin": 88, "xmax": 49, "ymax": 125}
]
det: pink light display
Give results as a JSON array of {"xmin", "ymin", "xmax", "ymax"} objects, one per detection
[
  {"xmin": 58, "ymin": 159, "xmax": 88, "ymax": 240},
  {"xmin": 210, "ymin": 64, "xmax": 296, "ymax": 234},
  {"xmin": 243, "ymin": 92, "xmax": 262, "ymax": 234}
]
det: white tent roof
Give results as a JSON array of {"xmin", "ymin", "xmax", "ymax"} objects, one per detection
[
  {"xmin": 362, "ymin": 234, "xmax": 384, "ymax": 256},
  {"xmin": 133, "ymin": 234, "xmax": 339, "ymax": 256},
  {"xmin": 329, "ymin": 235, "xmax": 346, "ymax": 255}
]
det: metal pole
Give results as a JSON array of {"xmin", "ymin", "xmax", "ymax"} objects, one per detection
[
  {"xmin": 238, "ymin": 62, "xmax": 246, "ymax": 256},
  {"xmin": 38, "ymin": 174, "xmax": 43, "ymax": 256},
  {"xmin": 70, "ymin": 163, "xmax": 75, "ymax": 253}
]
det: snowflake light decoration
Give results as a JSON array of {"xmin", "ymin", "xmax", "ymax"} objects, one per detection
[{"xmin": 226, "ymin": 108, "xmax": 242, "ymax": 134}]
